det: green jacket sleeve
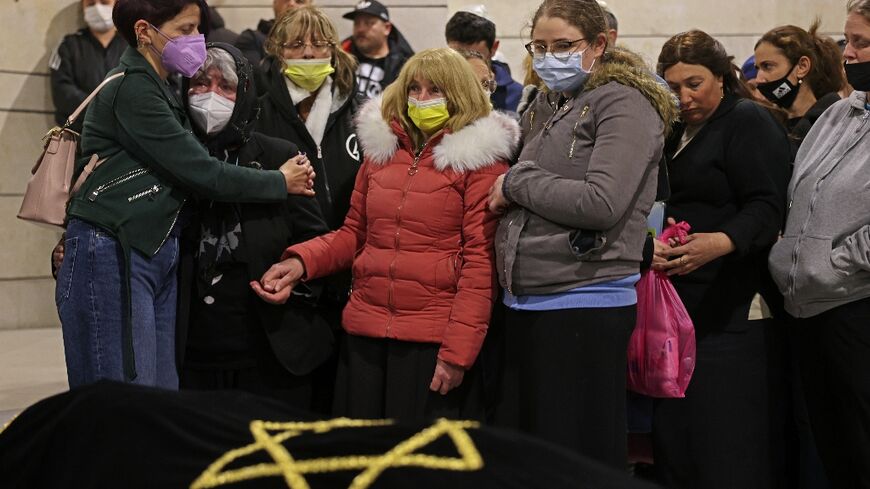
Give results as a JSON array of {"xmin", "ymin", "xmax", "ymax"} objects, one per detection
[{"xmin": 112, "ymin": 72, "xmax": 286, "ymax": 203}]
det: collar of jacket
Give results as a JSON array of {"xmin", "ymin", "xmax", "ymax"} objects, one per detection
[
  {"xmin": 574, "ymin": 48, "xmax": 680, "ymax": 135},
  {"xmin": 119, "ymin": 47, "xmax": 182, "ymax": 110},
  {"xmin": 355, "ymin": 96, "xmax": 520, "ymax": 173},
  {"xmin": 848, "ymin": 89, "xmax": 868, "ymax": 111}
]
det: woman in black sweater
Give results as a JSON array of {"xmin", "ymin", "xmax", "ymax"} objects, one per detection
[{"xmin": 651, "ymin": 30, "xmax": 792, "ymax": 489}]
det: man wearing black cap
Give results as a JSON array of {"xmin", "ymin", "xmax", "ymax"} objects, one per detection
[{"xmin": 341, "ymin": 0, "xmax": 414, "ymax": 99}]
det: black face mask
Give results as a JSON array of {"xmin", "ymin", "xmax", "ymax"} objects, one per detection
[
  {"xmin": 845, "ymin": 60, "xmax": 870, "ymax": 92},
  {"xmin": 756, "ymin": 64, "xmax": 801, "ymax": 108}
]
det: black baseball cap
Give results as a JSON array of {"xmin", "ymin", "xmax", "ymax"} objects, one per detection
[{"xmin": 342, "ymin": 0, "xmax": 390, "ymax": 22}]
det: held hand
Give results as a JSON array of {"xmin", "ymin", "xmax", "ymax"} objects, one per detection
[
  {"xmin": 651, "ymin": 238, "xmax": 671, "ymax": 271},
  {"xmin": 658, "ymin": 232, "xmax": 736, "ymax": 276},
  {"xmin": 487, "ymin": 174, "xmax": 509, "ymax": 214},
  {"xmin": 279, "ymin": 154, "xmax": 316, "ymax": 197},
  {"xmin": 249, "ymin": 257, "xmax": 306, "ymax": 304},
  {"xmin": 51, "ymin": 237, "xmax": 65, "ymax": 278},
  {"xmin": 429, "ymin": 359, "xmax": 465, "ymax": 395}
]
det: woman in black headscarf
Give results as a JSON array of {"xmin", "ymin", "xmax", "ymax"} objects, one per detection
[{"xmin": 176, "ymin": 43, "xmax": 334, "ymax": 409}]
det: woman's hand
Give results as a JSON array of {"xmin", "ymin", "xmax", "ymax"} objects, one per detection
[
  {"xmin": 658, "ymin": 232, "xmax": 736, "ymax": 276},
  {"xmin": 487, "ymin": 174, "xmax": 509, "ymax": 214},
  {"xmin": 651, "ymin": 238, "xmax": 671, "ymax": 271},
  {"xmin": 429, "ymin": 359, "xmax": 465, "ymax": 395},
  {"xmin": 279, "ymin": 154, "xmax": 316, "ymax": 197},
  {"xmin": 250, "ymin": 257, "xmax": 306, "ymax": 304},
  {"xmin": 51, "ymin": 237, "xmax": 65, "ymax": 278}
]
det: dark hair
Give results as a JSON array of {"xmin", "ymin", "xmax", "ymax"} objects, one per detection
[
  {"xmin": 445, "ymin": 11, "xmax": 496, "ymax": 51},
  {"xmin": 756, "ymin": 20, "xmax": 847, "ymax": 98},
  {"xmin": 657, "ymin": 29, "xmax": 751, "ymax": 99},
  {"xmin": 531, "ymin": 0, "xmax": 608, "ymax": 51},
  {"xmin": 113, "ymin": 0, "xmax": 209, "ymax": 47},
  {"xmin": 603, "ymin": 10, "xmax": 618, "ymax": 31}
]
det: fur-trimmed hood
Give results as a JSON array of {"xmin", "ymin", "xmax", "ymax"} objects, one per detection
[
  {"xmin": 583, "ymin": 48, "xmax": 680, "ymax": 134},
  {"xmin": 355, "ymin": 97, "xmax": 521, "ymax": 173}
]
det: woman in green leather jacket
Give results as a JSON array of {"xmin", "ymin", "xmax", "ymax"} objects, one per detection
[{"xmin": 56, "ymin": 0, "xmax": 315, "ymax": 390}]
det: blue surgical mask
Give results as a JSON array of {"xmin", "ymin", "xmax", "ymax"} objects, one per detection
[{"xmin": 532, "ymin": 48, "xmax": 596, "ymax": 93}]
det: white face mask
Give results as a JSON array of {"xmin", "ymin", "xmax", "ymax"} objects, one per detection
[
  {"xmin": 188, "ymin": 92, "xmax": 235, "ymax": 135},
  {"xmin": 84, "ymin": 4, "xmax": 115, "ymax": 33}
]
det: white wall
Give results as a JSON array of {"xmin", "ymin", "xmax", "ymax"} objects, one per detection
[{"xmin": 0, "ymin": 0, "xmax": 851, "ymax": 329}]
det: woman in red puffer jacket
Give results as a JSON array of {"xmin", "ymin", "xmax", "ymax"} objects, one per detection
[{"xmin": 252, "ymin": 48, "xmax": 519, "ymax": 419}]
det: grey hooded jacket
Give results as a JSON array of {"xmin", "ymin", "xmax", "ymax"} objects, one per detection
[
  {"xmin": 768, "ymin": 91, "xmax": 870, "ymax": 318},
  {"xmin": 496, "ymin": 50, "xmax": 679, "ymax": 295}
]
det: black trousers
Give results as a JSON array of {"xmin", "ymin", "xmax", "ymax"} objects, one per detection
[
  {"xmin": 332, "ymin": 334, "xmax": 484, "ymax": 421},
  {"xmin": 653, "ymin": 321, "xmax": 774, "ymax": 489},
  {"xmin": 793, "ymin": 297, "xmax": 870, "ymax": 489},
  {"xmin": 495, "ymin": 305, "xmax": 637, "ymax": 470}
]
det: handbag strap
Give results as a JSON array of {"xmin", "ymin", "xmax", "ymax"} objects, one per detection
[{"xmin": 64, "ymin": 72, "xmax": 125, "ymax": 127}]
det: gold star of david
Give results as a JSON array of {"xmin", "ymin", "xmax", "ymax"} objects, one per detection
[{"xmin": 190, "ymin": 417, "xmax": 483, "ymax": 489}]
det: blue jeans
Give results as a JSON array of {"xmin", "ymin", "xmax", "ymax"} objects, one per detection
[{"xmin": 56, "ymin": 219, "xmax": 179, "ymax": 389}]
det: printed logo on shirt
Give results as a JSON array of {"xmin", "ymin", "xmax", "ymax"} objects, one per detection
[
  {"xmin": 356, "ymin": 62, "xmax": 385, "ymax": 98},
  {"xmin": 345, "ymin": 134, "xmax": 360, "ymax": 162}
]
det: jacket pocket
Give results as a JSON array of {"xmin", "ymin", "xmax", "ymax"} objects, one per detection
[
  {"xmin": 792, "ymin": 236, "xmax": 862, "ymax": 302},
  {"xmin": 86, "ymin": 168, "xmax": 151, "ymax": 202},
  {"xmin": 568, "ymin": 229, "xmax": 606, "ymax": 260},
  {"xmin": 435, "ymin": 253, "xmax": 460, "ymax": 291}
]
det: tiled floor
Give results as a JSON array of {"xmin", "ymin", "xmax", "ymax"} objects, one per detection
[{"xmin": 0, "ymin": 328, "xmax": 67, "ymax": 426}]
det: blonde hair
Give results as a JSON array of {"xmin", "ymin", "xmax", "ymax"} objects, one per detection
[
  {"xmin": 381, "ymin": 48, "xmax": 491, "ymax": 149},
  {"xmin": 265, "ymin": 6, "xmax": 357, "ymax": 98}
]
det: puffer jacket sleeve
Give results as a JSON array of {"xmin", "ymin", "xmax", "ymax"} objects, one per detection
[
  {"xmin": 437, "ymin": 162, "xmax": 509, "ymax": 369},
  {"xmin": 283, "ymin": 161, "xmax": 370, "ymax": 280}
]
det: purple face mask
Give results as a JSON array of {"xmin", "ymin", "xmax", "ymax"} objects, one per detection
[{"xmin": 149, "ymin": 24, "xmax": 206, "ymax": 78}]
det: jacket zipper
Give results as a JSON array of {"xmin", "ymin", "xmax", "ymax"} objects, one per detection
[
  {"xmin": 127, "ymin": 184, "xmax": 161, "ymax": 203},
  {"xmin": 385, "ymin": 143, "xmax": 427, "ymax": 335},
  {"xmin": 87, "ymin": 168, "xmax": 149, "ymax": 201},
  {"xmin": 504, "ymin": 216, "xmax": 516, "ymax": 294},
  {"xmin": 154, "ymin": 200, "xmax": 184, "ymax": 255}
]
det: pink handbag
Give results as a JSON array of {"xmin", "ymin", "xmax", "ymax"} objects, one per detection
[
  {"xmin": 627, "ymin": 222, "xmax": 697, "ymax": 398},
  {"xmin": 17, "ymin": 73, "xmax": 123, "ymax": 228}
]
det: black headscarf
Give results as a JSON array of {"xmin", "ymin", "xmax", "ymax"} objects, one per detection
[
  {"xmin": 182, "ymin": 42, "xmax": 259, "ymax": 155},
  {"xmin": 182, "ymin": 43, "xmax": 262, "ymax": 284}
]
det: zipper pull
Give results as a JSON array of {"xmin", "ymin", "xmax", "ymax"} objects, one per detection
[
  {"xmin": 88, "ymin": 190, "xmax": 99, "ymax": 202},
  {"xmin": 317, "ymin": 145, "xmax": 322, "ymax": 159}
]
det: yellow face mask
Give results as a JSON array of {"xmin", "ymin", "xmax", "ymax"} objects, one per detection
[
  {"xmin": 283, "ymin": 58, "xmax": 335, "ymax": 92},
  {"xmin": 407, "ymin": 97, "xmax": 450, "ymax": 134}
]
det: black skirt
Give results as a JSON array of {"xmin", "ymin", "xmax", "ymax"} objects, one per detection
[{"xmin": 332, "ymin": 333, "xmax": 485, "ymax": 421}]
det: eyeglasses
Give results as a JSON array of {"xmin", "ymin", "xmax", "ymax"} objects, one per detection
[
  {"xmin": 524, "ymin": 38, "xmax": 587, "ymax": 61},
  {"xmin": 281, "ymin": 40, "xmax": 334, "ymax": 55},
  {"xmin": 482, "ymin": 79, "xmax": 498, "ymax": 94}
]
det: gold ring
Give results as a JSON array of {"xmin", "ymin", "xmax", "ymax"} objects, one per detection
[{"xmin": 680, "ymin": 256, "xmax": 687, "ymax": 265}]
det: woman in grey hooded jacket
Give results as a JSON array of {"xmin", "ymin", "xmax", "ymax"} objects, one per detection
[
  {"xmin": 767, "ymin": 2, "xmax": 870, "ymax": 485},
  {"xmin": 487, "ymin": 0, "xmax": 677, "ymax": 469}
]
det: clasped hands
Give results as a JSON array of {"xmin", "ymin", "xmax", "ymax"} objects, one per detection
[
  {"xmin": 652, "ymin": 218, "xmax": 736, "ymax": 276},
  {"xmin": 249, "ymin": 257, "xmax": 467, "ymax": 395}
]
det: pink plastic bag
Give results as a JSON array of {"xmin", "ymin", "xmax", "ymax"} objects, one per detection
[{"xmin": 627, "ymin": 222, "xmax": 696, "ymax": 398}]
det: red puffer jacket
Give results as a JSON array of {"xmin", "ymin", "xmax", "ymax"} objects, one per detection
[{"xmin": 285, "ymin": 98, "xmax": 519, "ymax": 368}]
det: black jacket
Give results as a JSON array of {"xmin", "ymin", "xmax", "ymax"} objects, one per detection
[
  {"xmin": 235, "ymin": 19, "xmax": 273, "ymax": 72},
  {"xmin": 787, "ymin": 92, "xmax": 841, "ymax": 160},
  {"xmin": 176, "ymin": 133, "xmax": 334, "ymax": 377},
  {"xmin": 664, "ymin": 95, "xmax": 792, "ymax": 331},
  {"xmin": 49, "ymin": 28, "xmax": 125, "ymax": 131},
  {"xmin": 341, "ymin": 26, "xmax": 414, "ymax": 96},
  {"xmin": 176, "ymin": 43, "xmax": 333, "ymax": 379},
  {"xmin": 257, "ymin": 60, "xmax": 363, "ymax": 231}
]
